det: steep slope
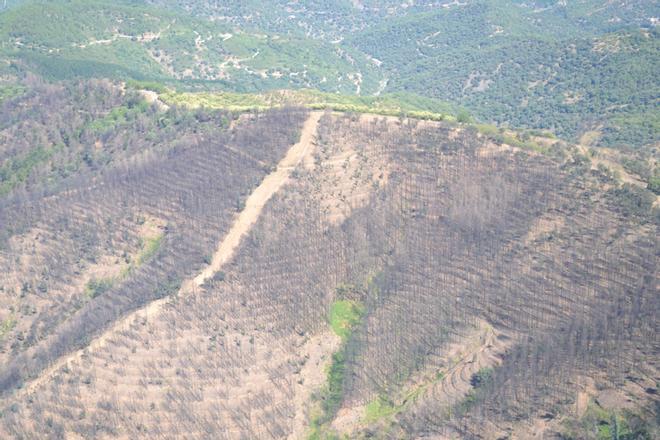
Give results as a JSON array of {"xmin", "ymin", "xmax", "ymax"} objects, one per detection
[
  {"xmin": 3, "ymin": 110, "xmax": 323, "ymax": 415},
  {"xmin": 0, "ymin": 81, "xmax": 310, "ymax": 396},
  {"xmin": 1, "ymin": 106, "xmax": 657, "ymax": 438}
]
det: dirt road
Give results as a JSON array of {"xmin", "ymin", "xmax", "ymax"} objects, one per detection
[
  {"xmin": 193, "ymin": 111, "xmax": 322, "ymax": 286},
  {"xmin": 9, "ymin": 111, "xmax": 323, "ymax": 403}
]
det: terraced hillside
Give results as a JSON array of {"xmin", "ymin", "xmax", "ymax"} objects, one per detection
[{"xmin": 0, "ymin": 84, "xmax": 657, "ymax": 438}]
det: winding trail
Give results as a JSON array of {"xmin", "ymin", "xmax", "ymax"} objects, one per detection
[
  {"xmin": 9, "ymin": 111, "xmax": 323, "ymax": 403},
  {"xmin": 435, "ymin": 326, "xmax": 506, "ymax": 404}
]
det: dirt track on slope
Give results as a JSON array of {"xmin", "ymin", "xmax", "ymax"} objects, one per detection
[
  {"xmin": 193, "ymin": 111, "xmax": 322, "ymax": 286},
  {"xmin": 9, "ymin": 111, "xmax": 323, "ymax": 403}
]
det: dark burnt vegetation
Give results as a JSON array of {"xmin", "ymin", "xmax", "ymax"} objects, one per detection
[
  {"xmin": 300, "ymin": 115, "xmax": 655, "ymax": 438},
  {"xmin": 0, "ymin": 105, "xmax": 656, "ymax": 438},
  {"xmin": 0, "ymin": 80, "xmax": 308, "ymax": 397},
  {"xmin": 167, "ymin": 114, "xmax": 656, "ymax": 438}
]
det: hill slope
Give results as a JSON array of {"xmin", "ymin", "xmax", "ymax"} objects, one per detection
[
  {"xmin": 0, "ymin": 82, "xmax": 657, "ymax": 438},
  {"xmin": 0, "ymin": 1, "xmax": 658, "ymax": 438},
  {"xmin": 0, "ymin": 0, "xmax": 383, "ymax": 93}
]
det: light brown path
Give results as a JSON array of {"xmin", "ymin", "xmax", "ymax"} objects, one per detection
[
  {"xmin": 193, "ymin": 111, "xmax": 322, "ymax": 286},
  {"xmin": 8, "ymin": 111, "xmax": 323, "ymax": 404}
]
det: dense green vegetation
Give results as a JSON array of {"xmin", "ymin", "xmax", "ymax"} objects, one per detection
[
  {"xmin": 86, "ymin": 99, "xmax": 150, "ymax": 133},
  {"xmin": 350, "ymin": 5, "xmax": 659, "ymax": 148},
  {"xmin": 160, "ymin": 88, "xmax": 453, "ymax": 120},
  {"xmin": 0, "ymin": 0, "xmax": 382, "ymax": 93},
  {"xmin": 561, "ymin": 401, "xmax": 656, "ymax": 440},
  {"xmin": 607, "ymin": 184, "xmax": 657, "ymax": 220},
  {"xmin": 1, "ymin": 0, "xmax": 657, "ymax": 148}
]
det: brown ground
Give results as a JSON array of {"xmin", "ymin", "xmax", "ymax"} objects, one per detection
[
  {"xmin": 6, "ymin": 111, "xmax": 324, "ymax": 411},
  {"xmin": 332, "ymin": 322, "xmax": 512, "ymax": 437}
]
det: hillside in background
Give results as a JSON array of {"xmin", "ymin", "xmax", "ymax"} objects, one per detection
[
  {"xmin": 0, "ymin": 1, "xmax": 658, "ymax": 439},
  {"xmin": 1, "ymin": 0, "xmax": 658, "ymax": 148}
]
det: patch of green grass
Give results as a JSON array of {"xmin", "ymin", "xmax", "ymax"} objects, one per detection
[
  {"xmin": 364, "ymin": 395, "xmax": 398, "ymax": 424},
  {"xmin": 307, "ymin": 299, "xmax": 366, "ymax": 438},
  {"xmin": 136, "ymin": 233, "xmax": 163, "ymax": 266},
  {"xmin": 0, "ymin": 315, "xmax": 17, "ymax": 341},
  {"xmin": 329, "ymin": 300, "xmax": 364, "ymax": 341},
  {"xmin": 84, "ymin": 277, "xmax": 114, "ymax": 299}
]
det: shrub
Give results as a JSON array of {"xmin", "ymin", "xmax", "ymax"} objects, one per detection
[
  {"xmin": 470, "ymin": 367, "xmax": 493, "ymax": 388},
  {"xmin": 647, "ymin": 174, "xmax": 660, "ymax": 195},
  {"xmin": 607, "ymin": 184, "xmax": 655, "ymax": 219},
  {"xmin": 329, "ymin": 300, "xmax": 364, "ymax": 341},
  {"xmin": 85, "ymin": 278, "xmax": 113, "ymax": 298},
  {"xmin": 456, "ymin": 109, "xmax": 473, "ymax": 124}
]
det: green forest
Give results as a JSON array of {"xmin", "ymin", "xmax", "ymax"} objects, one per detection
[{"xmin": 1, "ymin": 0, "xmax": 658, "ymax": 147}]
